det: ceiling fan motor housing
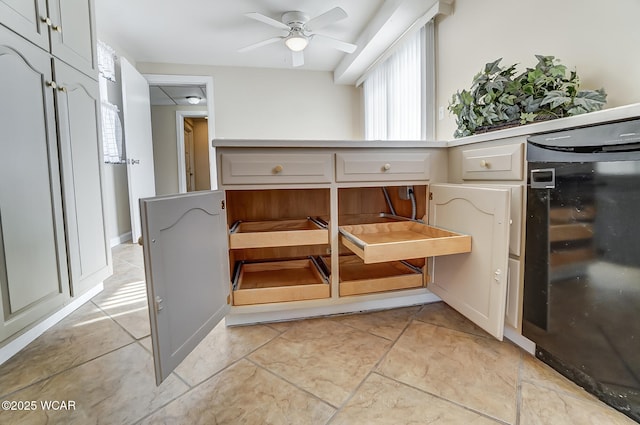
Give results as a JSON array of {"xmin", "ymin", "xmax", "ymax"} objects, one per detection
[{"xmin": 281, "ymin": 11, "xmax": 309, "ymax": 32}]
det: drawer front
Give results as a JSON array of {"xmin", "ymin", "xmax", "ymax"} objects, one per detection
[
  {"xmin": 221, "ymin": 153, "xmax": 332, "ymax": 184},
  {"xmin": 336, "ymin": 152, "xmax": 431, "ymax": 182},
  {"xmin": 462, "ymin": 143, "xmax": 523, "ymax": 180}
]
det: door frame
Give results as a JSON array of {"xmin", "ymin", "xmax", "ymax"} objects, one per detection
[
  {"xmin": 176, "ymin": 110, "xmax": 208, "ymax": 193},
  {"xmin": 143, "ymin": 74, "xmax": 217, "ymax": 191}
]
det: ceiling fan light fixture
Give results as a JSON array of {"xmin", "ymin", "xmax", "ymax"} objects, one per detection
[
  {"xmin": 284, "ymin": 30, "xmax": 309, "ymax": 52},
  {"xmin": 186, "ymin": 96, "xmax": 201, "ymax": 105}
]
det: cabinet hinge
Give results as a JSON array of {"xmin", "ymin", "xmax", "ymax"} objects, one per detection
[
  {"xmin": 429, "ymin": 192, "xmax": 433, "ymax": 200},
  {"xmin": 221, "ymin": 200, "xmax": 225, "ymax": 210}
]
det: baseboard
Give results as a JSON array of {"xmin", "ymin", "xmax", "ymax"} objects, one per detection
[
  {"xmin": 0, "ymin": 283, "xmax": 104, "ymax": 366},
  {"xmin": 504, "ymin": 325, "xmax": 536, "ymax": 354},
  {"xmin": 110, "ymin": 232, "xmax": 132, "ymax": 247}
]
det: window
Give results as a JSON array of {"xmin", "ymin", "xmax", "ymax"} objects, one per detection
[
  {"xmin": 97, "ymin": 41, "xmax": 125, "ymax": 164},
  {"xmin": 363, "ymin": 23, "xmax": 435, "ymax": 140}
]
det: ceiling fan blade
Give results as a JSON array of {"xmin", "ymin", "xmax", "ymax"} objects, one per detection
[
  {"xmin": 305, "ymin": 7, "xmax": 348, "ymax": 31},
  {"xmin": 245, "ymin": 12, "xmax": 290, "ymax": 31},
  {"xmin": 238, "ymin": 37, "xmax": 282, "ymax": 53},
  {"xmin": 292, "ymin": 50, "xmax": 304, "ymax": 67},
  {"xmin": 312, "ymin": 34, "xmax": 357, "ymax": 53}
]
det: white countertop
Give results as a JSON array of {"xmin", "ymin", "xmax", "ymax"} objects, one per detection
[
  {"xmin": 213, "ymin": 103, "xmax": 640, "ymax": 149},
  {"xmin": 212, "ymin": 139, "xmax": 448, "ymax": 149}
]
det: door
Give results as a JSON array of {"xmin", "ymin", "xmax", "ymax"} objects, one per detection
[
  {"xmin": 121, "ymin": 58, "xmax": 156, "ymax": 243},
  {"xmin": 429, "ymin": 184, "xmax": 510, "ymax": 340},
  {"xmin": 54, "ymin": 59, "xmax": 110, "ymax": 296},
  {"xmin": 0, "ymin": 26, "xmax": 70, "ymax": 341},
  {"xmin": 184, "ymin": 120, "xmax": 195, "ymax": 192},
  {"xmin": 48, "ymin": 0, "xmax": 96, "ymax": 77},
  {"xmin": 140, "ymin": 190, "xmax": 231, "ymax": 385},
  {"xmin": 0, "ymin": 0, "xmax": 49, "ymax": 50}
]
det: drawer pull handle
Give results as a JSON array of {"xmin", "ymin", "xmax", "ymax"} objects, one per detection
[
  {"xmin": 382, "ymin": 163, "xmax": 391, "ymax": 171},
  {"xmin": 273, "ymin": 164, "xmax": 284, "ymax": 174},
  {"xmin": 480, "ymin": 159, "xmax": 490, "ymax": 168}
]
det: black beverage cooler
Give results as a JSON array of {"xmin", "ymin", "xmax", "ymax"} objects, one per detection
[{"xmin": 524, "ymin": 119, "xmax": 640, "ymax": 422}]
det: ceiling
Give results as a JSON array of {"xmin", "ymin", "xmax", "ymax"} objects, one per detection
[
  {"xmin": 94, "ymin": 0, "xmax": 384, "ymax": 72},
  {"xmin": 149, "ymin": 85, "xmax": 207, "ymax": 106}
]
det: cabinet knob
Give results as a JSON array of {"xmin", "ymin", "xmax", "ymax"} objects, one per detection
[
  {"xmin": 273, "ymin": 164, "xmax": 284, "ymax": 174},
  {"xmin": 382, "ymin": 163, "xmax": 391, "ymax": 171},
  {"xmin": 41, "ymin": 16, "xmax": 52, "ymax": 26},
  {"xmin": 52, "ymin": 25, "xmax": 62, "ymax": 33},
  {"xmin": 480, "ymin": 159, "xmax": 490, "ymax": 168},
  {"xmin": 46, "ymin": 80, "xmax": 58, "ymax": 89}
]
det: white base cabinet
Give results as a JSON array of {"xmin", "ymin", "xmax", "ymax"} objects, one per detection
[{"xmin": 141, "ymin": 147, "xmax": 513, "ymax": 385}]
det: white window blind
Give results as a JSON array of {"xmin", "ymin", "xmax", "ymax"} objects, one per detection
[{"xmin": 364, "ymin": 28, "xmax": 425, "ymax": 140}]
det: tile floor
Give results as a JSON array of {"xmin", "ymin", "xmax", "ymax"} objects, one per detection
[{"xmin": 0, "ymin": 243, "xmax": 636, "ymax": 424}]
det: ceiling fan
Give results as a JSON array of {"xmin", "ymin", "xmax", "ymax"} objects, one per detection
[{"xmin": 238, "ymin": 7, "xmax": 357, "ymax": 67}]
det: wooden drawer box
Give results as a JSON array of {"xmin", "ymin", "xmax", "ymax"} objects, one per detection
[
  {"xmin": 462, "ymin": 144, "xmax": 523, "ymax": 180},
  {"xmin": 322, "ymin": 255, "xmax": 423, "ymax": 296},
  {"xmin": 229, "ymin": 218, "xmax": 328, "ymax": 249},
  {"xmin": 336, "ymin": 152, "xmax": 431, "ymax": 182},
  {"xmin": 232, "ymin": 258, "xmax": 330, "ymax": 305},
  {"xmin": 221, "ymin": 153, "xmax": 332, "ymax": 185},
  {"xmin": 339, "ymin": 221, "xmax": 471, "ymax": 264}
]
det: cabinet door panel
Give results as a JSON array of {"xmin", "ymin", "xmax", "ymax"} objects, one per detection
[
  {"xmin": 48, "ymin": 0, "xmax": 96, "ymax": 77},
  {"xmin": 0, "ymin": 28, "xmax": 69, "ymax": 340},
  {"xmin": 429, "ymin": 184, "xmax": 510, "ymax": 340},
  {"xmin": 140, "ymin": 191, "xmax": 230, "ymax": 385},
  {"xmin": 55, "ymin": 59, "xmax": 110, "ymax": 295},
  {"xmin": 0, "ymin": 0, "xmax": 49, "ymax": 50}
]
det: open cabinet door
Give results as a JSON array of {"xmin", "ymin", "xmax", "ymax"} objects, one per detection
[
  {"xmin": 140, "ymin": 191, "xmax": 231, "ymax": 385},
  {"xmin": 429, "ymin": 184, "xmax": 510, "ymax": 340},
  {"xmin": 121, "ymin": 58, "xmax": 156, "ymax": 244}
]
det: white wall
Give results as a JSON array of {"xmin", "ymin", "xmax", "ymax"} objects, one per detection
[
  {"xmin": 137, "ymin": 63, "xmax": 363, "ymax": 140},
  {"xmin": 435, "ymin": 0, "xmax": 640, "ymax": 139}
]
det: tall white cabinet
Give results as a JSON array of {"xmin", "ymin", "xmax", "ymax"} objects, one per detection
[{"xmin": 0, "ymin": 0, "xmax": 110, "ymax": 343}]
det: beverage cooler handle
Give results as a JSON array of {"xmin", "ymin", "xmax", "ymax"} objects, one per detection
[{"xmin": 530, "ymin": 168, "xmax": 556, "ymax": 189}]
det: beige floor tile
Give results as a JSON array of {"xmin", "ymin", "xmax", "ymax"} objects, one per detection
[
  {"xmin": 141, "ymin": 359, "xmax": 335, "ymax": 425},
  {"xmin": 520, "ymin": 353, "xmax": 598, "ymax": 401},
  {"xmin": 332, "ymin": 373, "xmax": 500, "ymax": 425},
  {"xmin": 264, "ymin": 320, "xmax": 296, "ymax": 333},
  {"xmin": 377, "ymin": 320, "xmax": 520, "ymax": 424},
  {"xmin": 91, "ymin": 278, "xmax": 150, "ymax": 339},
  {"xmin": 520, "ymin": 381, "xmax": 637, "ymax": 425},
  {"xmin": 330, "ymin": 306, "xmax": 421, "ymax": 340},
  {"xmin": 1, "ymin": 343, "xmax": 188, "ymax": 425},
  {"xmin": 0, "ymin": 302, "xmax": 134, "ymax": 397},
  {"xmin": 415, "ymin": 301, "xmax": 490, "ymax": 338},
  {"xmin": 102, "ymin": 259, "xmax": 146, "ymax": 288},
  {"xmin": 111, "ymin": 242, "xmax": 144, "ymax": 268},
  {"xmin": 249, "ymin": 318, "xmax": 391, "ymax": 407},
  {"xmin": 174, "ymin": 320, "xmax": 280, "ymax": 386}
]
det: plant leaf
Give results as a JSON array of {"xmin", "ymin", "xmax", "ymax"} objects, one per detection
[{"xmin": 484, "ymin": 58, "xmax": 503, "ymax": 75}]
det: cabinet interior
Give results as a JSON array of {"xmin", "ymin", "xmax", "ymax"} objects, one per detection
[
  {"xmin": 336, "ymin": 185, "xmax": 428, "ymax": 296},
  {"xmin": 226, "ymin": 189, "xmax": 331, "ymax": 305}
]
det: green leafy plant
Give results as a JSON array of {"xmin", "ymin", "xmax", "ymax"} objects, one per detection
[{"xmin": 448, "ymin": 55, "xmax": 607, "ymax": 138}]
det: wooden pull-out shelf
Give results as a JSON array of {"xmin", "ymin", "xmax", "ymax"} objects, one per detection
[
  {"xmin": 321, "ymin": 255, "xmax": 423, "ymax": 296},
  {"xmin": 232, "ymin": 257, "xmax": 330, "ymax": 306},
  {"xmin": 339, "ymin": 221, "xmax": 471, "ymax": 264},
  {"xmin": 229, "ymin": 217, "xmax": 328, "ymax": 249}
]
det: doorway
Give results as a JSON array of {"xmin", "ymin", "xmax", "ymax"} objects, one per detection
[
  {"xmin": 144, "ymin": 74, "xmax": 216, "ymax": 193},
  {"xmin": 178, "ymin": 113, "xmax": 210, "ymax": 192}
]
